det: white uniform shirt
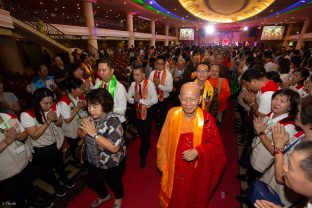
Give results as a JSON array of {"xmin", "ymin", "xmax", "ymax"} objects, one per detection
[{"xmin": 58, "ymin": 95, "xmax": 88, "ymax": 139}]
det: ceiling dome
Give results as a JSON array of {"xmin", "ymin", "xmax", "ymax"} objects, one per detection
[{"xmin": 179, "ymin": 0, "xmax": 277, "ymax": 23}]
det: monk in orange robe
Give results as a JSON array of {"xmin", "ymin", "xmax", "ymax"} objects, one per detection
[
  {"xmin": 157, "ymin": 82, "xmax": 226, "ymax": 208},
  {"xmin": 208, "ymin": 64, "xmax": 231, "ymax": 124}
]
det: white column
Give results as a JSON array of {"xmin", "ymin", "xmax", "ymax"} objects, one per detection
[
  {"xmin": 165, "ymin": 24, "xmax": 170, "ymax": 46},
  {"xmin": 175, "ymin": 27, "xmax": 179, "ymax": 45},
  {"xmin": 127, "ymin": 12, "xmax": 135, "ymax": 49},
  {"xmin": 296, "ymin": 18, "xmax": 311, "ymax": 50},
  {"xmin": 81, "ymin": 0, "xmax": 98, "ymax": 57},
  {"xmin": 150, "ymin": 19, "xmax": 156, "ymax": 47}
]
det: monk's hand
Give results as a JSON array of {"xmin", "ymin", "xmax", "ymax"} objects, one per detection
[
  {"xmin": 254, "ymin": 200, "xmax": 282, "ymax": 208},
  {"xmin": 182, "ymin": 149, "xmax": 198, "ymax": 161}
]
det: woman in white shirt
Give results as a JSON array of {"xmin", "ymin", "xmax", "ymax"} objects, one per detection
[{"xmin": 20, "ymin": 88, "xmax": 74, "ymax": 198}]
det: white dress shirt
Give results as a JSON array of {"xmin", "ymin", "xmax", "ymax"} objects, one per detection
[
  {"xmin": 127, "ymin": 80, "xmax": 158, "ymax": 107},
  {"xmin": 148, "ymin": 69, "xmax": 173, "ymax": 99}
]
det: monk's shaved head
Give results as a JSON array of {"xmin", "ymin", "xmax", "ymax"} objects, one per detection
[
  {"xmin": 180, "ymin": 82, "xmax": 201, "ymax": 98},
  {"xmin": 179, "ymin": 82, "xmax": 201, "ymax": 117}
]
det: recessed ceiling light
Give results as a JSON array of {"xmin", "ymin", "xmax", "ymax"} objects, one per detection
[
  {"xmin": 39, "ymin": 2, "xmax": 43, "ymax": 5},
  {"xmin": 62, "ymin": 6, "xmax": 65, "ymax": 9}
]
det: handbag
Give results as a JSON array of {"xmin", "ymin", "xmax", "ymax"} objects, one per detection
[
  {"xmin": 245, "ymin": 179, "xmax": 285, "ymax": 206},
  {"xmin": 75, "ymin": 139, "xmax": 87, "ymax": 164}
]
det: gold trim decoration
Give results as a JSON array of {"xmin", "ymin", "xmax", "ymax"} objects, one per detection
[{"xmin": 179, "ymin": 0, "xmax": 276, "ymax": 23}]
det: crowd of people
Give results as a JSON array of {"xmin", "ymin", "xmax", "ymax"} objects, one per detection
[{"xmin": 0, "ymin": 43, "xmax": 312, "ymax": 208}]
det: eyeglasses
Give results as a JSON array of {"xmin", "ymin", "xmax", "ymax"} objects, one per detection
[{"xmin": 196, "ymin": 70, "xmax": 209, "ymax": 74}]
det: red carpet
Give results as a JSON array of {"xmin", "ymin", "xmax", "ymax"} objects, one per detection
[{"xmin": 68, "ymin": 101, "xmax": 240, "ymax": 208}]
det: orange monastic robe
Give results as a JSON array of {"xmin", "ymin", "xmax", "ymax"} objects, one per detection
[
  {"xmin": 157, "ymin": 107, "xmax": 226, "ymax": 208},
  {"xmin": 208, "ymin": 77, "xmax": 230, "ymax": 112}
]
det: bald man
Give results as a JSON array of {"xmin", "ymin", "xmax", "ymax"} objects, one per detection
[{"xmin": 157, "ymin": 82, "xmax": 226, "ymax": 208}]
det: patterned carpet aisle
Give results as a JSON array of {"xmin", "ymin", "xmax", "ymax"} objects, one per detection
[
  {"xmin": 68, "ymin": 100, "xmax": 240, "ymax": 208},
  {"xmin": 209, "ymin": 100, "xmax": 241, "ymax": 208}
]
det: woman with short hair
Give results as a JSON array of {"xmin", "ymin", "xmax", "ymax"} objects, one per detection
[{"xmin": 80, "ymin": 88, "xmax": 126, "ymax": 208}]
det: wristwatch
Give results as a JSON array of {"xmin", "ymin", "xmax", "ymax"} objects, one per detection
[{"xmin": 93, "ymin": 134, "xmax": 99, "ymax": 140}]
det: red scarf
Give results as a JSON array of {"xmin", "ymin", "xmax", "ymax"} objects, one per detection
[
  {"xmin": 134, "ymin": 79, "xmax": 148, "ymax": 120},
  {"xmin": 153, "ymin": 70, "xmax": 167, "ymax": 102}
]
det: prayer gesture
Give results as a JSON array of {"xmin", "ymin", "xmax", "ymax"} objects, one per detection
[
  {"xmin": 254, "ymin": 200, "xmax": 282, "ymax": 208},
  {"xmin": 77, "ymin": 100, "xmax": 87, "ymax": 110},
  {"xmin": 154, "ymin": 79, "xmax": 160, "ymax": 87},
  {"xmin": 182, "ymin": 149, "xmax": 198, "ymax": 161},
  {"xmin": 253, "ymin": 117, "xmax": 267, "ymax": 134},
  {"xmin": 134, "ymin": 93, "xmax": 141, "ymax": 103},
  {"xmin": 241, "ymin": 90, "xmax": 256, "ymax": 105},
  {"xmin": 304, "ymin": 80, "xmax": 312, "ymax": 96},
  {"xmin": 47, "ymin": 110, "xmax": 57, "ymax": 124},
  {"xmin": 272, "ymin": 123, "xmax": 289, "ymax": 148},
  {"xmin": 80, "ymin": 118, "xmax": 97, "ymax": 138},
  {"xmin": 4, "ymin": 127, "xmax": 18, "ymax": 145}
]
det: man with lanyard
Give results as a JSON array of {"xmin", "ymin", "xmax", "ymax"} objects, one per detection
[
  {"xmin": 148, "ymin": 55, "xmax": 173, "ymax": 128},
  {"xmin": 157, "ymin": 82, "xmax": 226, "ymax": 208},
  {"xmin": 58, "ymin": 77, "xmax": 87, "ymax": 165},
  {"xmin": 127, "ymin": 61, "xmax": 158, "ymax": 168},
  {"xmin": 94, "ymin": 58, "xmax": 127, "ymax": 124}
]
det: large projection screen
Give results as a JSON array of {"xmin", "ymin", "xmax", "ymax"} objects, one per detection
[
  {"xmin": 261, "ymin": 26, "xmax": 285, "ymax": 40},
  {"xmin": 179, "ymin": 28, "xmax": 195, "ymax": 40}
]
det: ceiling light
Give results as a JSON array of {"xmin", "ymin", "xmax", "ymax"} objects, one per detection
[
  {"xmin": 243, "ymin": 26, "xmax": 248, "ymax": 31},
  {"xmin": 149, "ymin": 1, "xmax": 153, "ymax": 4},
  {"xmin": 205, "ymin": 25, "xmax": 215, "ymax": 34}
]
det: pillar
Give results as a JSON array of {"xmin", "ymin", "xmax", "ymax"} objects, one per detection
[
  {"xmin": 165, "ymin": 24, "xmax": 170, "ymax": 46},
  {"xmin": 175, "ymin": 27, "xmax": 179, "ymax": 45},
  {"xmin": 282, "ymin": 23, "xmax": 294, "ymax": 47},
  {"xmin": 127, "ymin": 12, "xmax": 135, "ymax": 49},
  {"xmin": 150, "ymin": 19, "xmax": 156, "ymax": 47},
  {"xmin": 296, "ymin": 18, "xmax": 311, "ymax": 50},
  {"xmin": 0, "ymin": 35, "xmax": 24, "ymax": 73},
  {"xmin": 81, "ymin": 0, "xmax": 98, "ymax": 58}
]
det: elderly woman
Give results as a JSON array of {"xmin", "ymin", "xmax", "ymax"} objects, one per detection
[
  {"xmin": 255, "ymin": 96, "xmax": 312, "ymax": 207},
  {"xmin": 249, "ymin": 89, "xmax": 300, "ymax": 181},
  {"xmin": 80, "ymin": 88, "xmax": 126, "ymax": 208}
]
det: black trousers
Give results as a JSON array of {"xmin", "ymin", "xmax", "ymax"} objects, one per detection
[
  {"xmin": 66, "ymin": 136, "xmax": 79, "ymax": 163},
  {"xmin": 87, "ymin": 159, "xmax": 126, "ymax": 200},
  {"xmin": 0, "ymin": 163, "xmax": 36, "ymax": 208},
  {"xmin": 153, "ymin": 97, "xmax": 170, "ymax": 128},
  {"xmin": 135, "ymin": 108, "xmax": 152, "ymax": 160},
  {"xmin": 33, "ymin": 143, "xmax": 68, "ymax": 189}
]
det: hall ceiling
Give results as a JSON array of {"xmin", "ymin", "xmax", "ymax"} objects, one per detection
[{"xmin": 19, "ymin": 0, "xmax": 312, "ymax": 29}]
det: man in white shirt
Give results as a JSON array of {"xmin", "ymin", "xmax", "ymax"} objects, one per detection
[
  {"xmin": 94, "ymin": 58, "xmax": 127, "ymax": 123},
  {"xmin": 127, "ymin": 61, "xmax": 158, "ymax": 168},
  {"xmin": 263, "ymin": 51, "xmax": 278, "ymax": 72},
  {"xmin": 148, "ymin": 55, "xmax": 173, "ymax": 128},
  {"xmin": 241, "ymin": 68, "xmax": 279, "ymax": 118}
]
